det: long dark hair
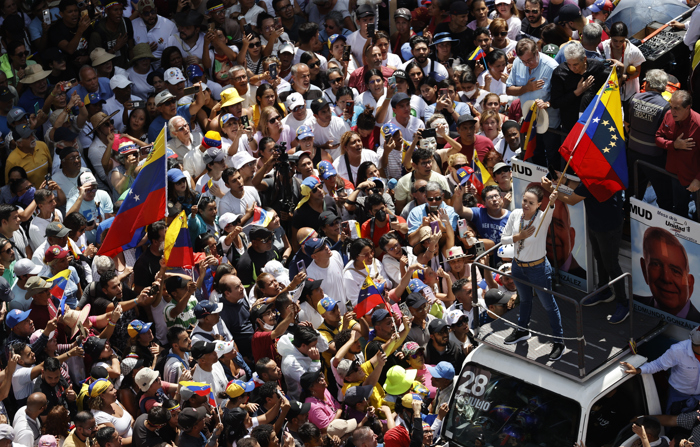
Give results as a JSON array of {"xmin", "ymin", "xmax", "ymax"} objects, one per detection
[
  {"xmin": 161, "ymin": 46, "xmax": 184, "ymax": 71},
  {"xmin": 300, "ymin": 51, "xmax": 329, "ymax": 90},
  {"xmin": 124, "ymin": 107, "xmax": 150, "ymax": 138},
  {"xmin": 355, "ymin": 161, "xmax": 378, "ymax": 186},
  {"xmin": 255, "ymin": 83, "xmax": 286, "ymax": 118}
]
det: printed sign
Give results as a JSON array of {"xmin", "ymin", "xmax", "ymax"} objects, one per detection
[
  {"xmin": 630, "ymin": 198, "xmax": 700, "ymax": 329},
  {"xmin": 511, "ymin": 160, "xmax": 591, "ymax": 292}
]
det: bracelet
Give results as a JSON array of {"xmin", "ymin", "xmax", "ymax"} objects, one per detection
[
  {"xmin": 133, "ymin": 297, "xmax": 138, "ymax": 305},
  {"xmin": 108, "ymin": 321, "xmax": 116, "ymax": 327}
]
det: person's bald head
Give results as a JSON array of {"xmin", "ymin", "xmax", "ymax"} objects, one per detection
[
  {"xmin": 296, "ymin": 227, "xmax": 318, "ymax": 245},
  {"xmin": 27, "ymin": 392, "xmax": 47, "ymax": 414}
]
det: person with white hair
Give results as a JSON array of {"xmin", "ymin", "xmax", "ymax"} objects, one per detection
[
  {"xmin": 167, "ymin": 115, "xmax": 203, "ymax": 161},
  {"xmin": 550, "ymin": 40, "xmax": 610, "ymax": 133}
]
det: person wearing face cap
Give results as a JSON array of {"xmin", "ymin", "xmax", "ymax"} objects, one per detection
[
  {"xmin": 5, "ymin": 124, "xmax": 51, "ymax": 190},
  {"xmin": 424, "ymin": 318, "xmax": 465, "ymax": 374},
  {"xmin": 191, "ymin": 339, "xmax": 237, "ymax": 405},
  {"xmin": 66, "ymin": 172, "xmax": 115, "ymax": 244},
  {"xmin": 178, "ymin": 406, "xmax": 223, "ymax": 447},
  {"xmin": 235, "ymin": 225, "xmax": 280, "ymax": 291},
  {"xmin": 9, "ymin": 258, "xmax": 42, "ymax": 311}
]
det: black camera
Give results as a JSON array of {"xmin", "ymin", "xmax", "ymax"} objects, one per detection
[{"xmin": 274, "ymin": 141, "xmax": 289, "ymax": 172}]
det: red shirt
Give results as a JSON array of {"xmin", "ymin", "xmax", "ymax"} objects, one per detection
[
  {"xmin": 446, "ymin": 135, "xmax": 495, "ymax": 163},
  {"xmin": 352, "ymin": 125, "xmax": 381, "ymax": 151},
  {"xmin": 655, "ymin": 109, "xmax": 700, "ymax": 186},
  {"xmin": 360, "ymin": 216, "xmax": 406, "ymax": 247},
  {"xmin": 252, "ymin": 330, "xmax": 277, "ymax": 364},
  {"xmin": 348, "ymin": 66, "xmax": 396, "ymax": 94}
]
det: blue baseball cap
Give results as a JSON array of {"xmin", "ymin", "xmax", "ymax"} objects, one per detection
[
  {"xmin": 296, "ymin": 124, "xmax": 314, "ymax": 140},
  {"xmin": 187, "ymin": 64, "xmax": 204, "ymax": 82},
  {"xmin": 127, "ymin": 319, "xmax": 152, "ymax": 338},
  {"xmin": 369, "ymin": 177, "xmax": 384, "ymax": 190},
  {"xmin": 456, "ymin": 167, "xmax": 474, "ymax": 185},
  {"xmin": 427, "ymin": 361, "xmax": 455, "ymax": 380},
  {"xmin": 302, "ymin": 176, "xmax": 321, "ymax": 190},
  {"xmin": 167, "ymin": 168, "xmax": 186, "ymax": 183},
  {"xmin": 327, "ymin": 33, "xmax": 347, "ymax": 49},
  {"xmin": 317, "ymin": 296, "xmax": 338, "ymax": 314},
  {"xmin": 381, "ymin": 122, "xmax": 400, "ymax": 139},
  {"xmin": 387, "ymin": 178, "xmax": 398, "ymax": 189},
  {"xmin": 6, "ymin": 308, "xmax": 31, "ymax": 329},
  {"xmin": 371, "ymin": 308, "xmax": 390, "ymax": 325},
  {"xmin": 303, "ymin": 237, "xmax": 329, "ymax": 256},
  {"xmin": 317, "ymin": 160, "xmax": 337, "ymax": 180},
  {"xmin": 194, "ymin": 300, "xmax": 224, "ymax": 319}
]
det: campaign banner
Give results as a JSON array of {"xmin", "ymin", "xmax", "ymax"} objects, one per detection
[
  {"xmin": 630, "ymin": 198, "xmax": 700, "ymax": 329},
  {"xmin": 511, "ymin": 159, "xmax": 591, "ymax": 292}
]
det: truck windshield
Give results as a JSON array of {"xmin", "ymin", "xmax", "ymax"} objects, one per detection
[{"xmin": 443, "ymin": 363, "xmax": 581, "ymax": 447}]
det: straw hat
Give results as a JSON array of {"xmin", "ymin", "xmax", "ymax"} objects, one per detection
[
  {"xmin": 90, "ymin": 47, "xmax": 116, "ymax": 67},
  {"xmin": 130, "ymin": 43, "xmax": 156, "ymax": 65},
  {"xmin": 63, "ymin": 304, "xmax": 91, "ymax": 339},
  {"xmin": 20, "ymin": 65, "xmax": 51, "ymax": 84}
]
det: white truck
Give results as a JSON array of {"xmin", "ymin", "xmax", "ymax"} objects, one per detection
[{"xmin": 441, "ymin": 252, "xmax": 687, "ymax": 447}]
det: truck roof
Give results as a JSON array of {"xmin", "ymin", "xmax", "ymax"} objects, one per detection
[
  {"xmin": 475, "ymin": 283, "xmax": 665, "ymax": 382},
  {"xmin": 468, "ymin": 344, "xmax": 648, "ymax": 404}
]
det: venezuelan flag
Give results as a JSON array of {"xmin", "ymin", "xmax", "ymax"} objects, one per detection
[
  {"xmin": 48, "ymin": 269, "xmax": 71, "ymax": 304},
  {"xmin": 468, "ymin": 47, "xmax": 486, "ymax": 61},
  {"xmin": 179, "ymin": 381, "xmax": 216, "ymax": 407},
  {"xmin": 356, "ymin": 271, "xmax": 385, "ymax": 318},
  {"xmin": 202, "ymin": 178, "xmax": 213, "ymax": 194},
  {"xmin": 520, "ymin": 101, "xmax": 538, "ymax": 160},
  {"xmin": 470, "ymin": 148, "xmax": 491, "ymax": 195},
  {"xmin": 559, "ymin": 69, "xmax": 627, "ymax": 202},
  {"xmin": 164, "ymin": 211, "xmax": 195, "ymax": 268},
  {"xmin": 250, "ymin": 207, "xmax": 272, "ymax": 226},
  {"xmin": 98, "ymin": 126, "xmax": 167, "ymax": 257}
]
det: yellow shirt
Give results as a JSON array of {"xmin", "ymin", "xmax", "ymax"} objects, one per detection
[
  {"xmin": 341, "ymin": 360, "xmax": 386, "ymax": 409},
  {"xmin": 318, "ymin": 317, "xmax": 357, "ymax": 367},
  {"xmin": 63, "ymin": 431, "xmax": 89, "ymax": 447},
  {"xmin": 5, "ymin": 141, "xmax": 52, "ymax": 188}
]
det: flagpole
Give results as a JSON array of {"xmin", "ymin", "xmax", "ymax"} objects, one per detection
[{"xmin": 533, "ymin": 68, "xmax": 614, "ymax": 237}]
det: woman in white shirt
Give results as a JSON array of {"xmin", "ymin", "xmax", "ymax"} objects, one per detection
[
  {"xmin": 332, "ymin": 131, "xmax": 381, "ymax": 187},
  {"xmin": 357, "ymin": 69, "xmax": 387, "ymax": 111},
  {"xmin": 375, "ymin": 31, "xmax": 402, "ymax": 69},
  {"xmin": 343, "ymin": 238, "xmax": 392, "ymax": 307},
  {"xmin": 477, "ymin": 110, "xmax": 504, "ymax": 150},
  {"xmin": 500, "ymin": 186, "xmax": 563, "ymax": 360},
  {"xmin": 493, "ymin": 0, "xmax": 521, "ymax": 41},
  {"xmin": 602, "ymin": 22, "xmax": 646, "ymax": 104},
  {"xmin": 88, "ymin": 379, "xmax": 134, "ymax": 441},
  {"xmin": 477, "ymin": 50, "xmax": 509, "ymax": 96},
  {"xmin": 490, "ymin": 18, "xmax": 517, "ymax": 59},
  {"xmin": 254, "ymin": 106, "xmax": 295, "ymax": 149}
]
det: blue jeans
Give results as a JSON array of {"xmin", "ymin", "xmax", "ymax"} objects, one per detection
[
  {"xmin": 512, "ymin": 259, "xmax": 564, "ymax": 343},
  {"xmin": 666, "ymin": 385, "xmax": 700, "ymax": 414}
]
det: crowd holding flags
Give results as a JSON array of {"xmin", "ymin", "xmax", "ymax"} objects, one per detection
[
  {"xmin": 164, "ymin": 211, "xmax": 195, "ymax": 268},
  {"xmin": 520, "ymin": 101, "xmax": 539, "ymax": 161}
]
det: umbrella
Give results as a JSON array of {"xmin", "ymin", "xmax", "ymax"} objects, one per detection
[{"xmin": 606, "ymin": 0, "xmax": 689, "ymax": 38}]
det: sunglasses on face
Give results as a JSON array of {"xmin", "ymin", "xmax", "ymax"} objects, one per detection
[
  {"xmin": 307, "ymin": 60, "xmax": 321, "ymax": 68},
  {"xmin": 258, "ymin": 236, "xmax": 273, "ymax": 243},
  {"xmin": 416, "ymin": 186, "xmax": 427, "ymax": 193},
  {"xmin": 141, "ymin": 8, "xmax": 157, "ymax": 15},
  {"xmin": 330, "ymin": 77, "xmax": 343, "ymax": 84},
  {"xmin": 2, "ymin": 247, "xmax": 12, "ymax": 254},
  {"xmin": 410, "ymin": 352, "xmax": 423, "ymax": 359},
  {"xmin": 162, "ymin": 99, "xmax": 176, "ymax": 106},
  {"xmin": 268, "ymin": 116, "xmax": 280, "ymax": 124},
  {"xmin": 524, "ymin": 9, "xmax": 538, "ymax": 13},
  {"xmin": 453, "ymin": 163, "xmax": 468, "ymax": 170},
  {"xmin": 14, "ymin": 51, "xmax": 28, "ymax": 57},
  {"xmin": 250, "ymin": 41, "xmax": 262, "ymax": 47},
  {"xmin": 496, "ymin": 31, "xmax": 508, "ymax": 37},
  {"xmin": 312, "ymin": 185, "xmax": 323, "ymax": 193},
  {"xmin": 426, "ymin": 196, "xmax": 442, "ymax": 202}
]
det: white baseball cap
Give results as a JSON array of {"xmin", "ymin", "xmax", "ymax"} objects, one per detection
[
  {"xmin": 231, "ymin": 151, "xmax": 256, "ymax": 170},
  {"xmin": 14, "ymin": 258, "xmax": 42, "ymax": 276},
  {"xmin": 164, "ymin": 67, "xmax": 186, "ymax": 85},
  {"xmin": 109, "ymin": 74, "xmax": 132, "ymax": 90},
  {"xmin": 156, "ymin": 90, "xmax": 176, "ymax": 106},
  {"xmin": 286, "ymin": 92, "xmax": 305, "ymax": 111},
  {"xmin": 219, "ymin": 212, "xmax": 242, "ymax": 231}
]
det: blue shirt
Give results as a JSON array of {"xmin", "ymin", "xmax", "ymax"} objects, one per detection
[
  {"xmin": 407, "ymin": 202, "xmax": 459, "ymax": 233},
  {"xmin": 0, "ymin": 115, "xmax": 9, "ymax": 139},
  {"xmin": 469, "ymin": 207, "xmax": 510, "ymax": 244},
  {"xmin": 67, "ymin": 78, "xmax": 114, "ymax": 102},
  {"xmin": 506, "ymin": 52, "xmax": 561, "ymax": 128},
  {"xmin": 555, "ymin": 46, "xmax": 605, "ymax": 65},
  {"xmin": 425, "ymin": 102, "xmax": 470, "ymax": 131},
  {"xmin": 148, "ymin": 105, "xmax": 192, "ymax": 143},
  {"xmin": 18, "ymin": 90, "xmax": 45, "ymax": 118}
]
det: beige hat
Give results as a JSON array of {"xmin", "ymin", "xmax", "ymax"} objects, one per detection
[
  {"xmin": 446, "ymin": 246, "xmax": 467, "ymax": 261},
  {"xmin": 63, "ymin": 304, "xmax": 91, "ymax": 339},
  {"xmin": 91, "ymin": 48, "xmax": 116, "ymax": 67},
  {"xmin": 89, "ymin": 110, "xmax": 119, "ymax": 131},
  {"xmin": 418, "ymin": 226, "xmax": 432, "ymax": 243},
  {"xmin": 24, "ymin": 277, "xmax": 52, "ymax": 299},
  {"xmin": 131, "ymin": 43, "xmax": 156, "ymax": 65},
  {"xmin": 327, "ymin": 419, "xmax": 358, "ymax": 438},
  {"xmin": 135, "ymin": 368, "xmax": 159, "ymax": 392},
  {"xmin": 20, "ymin": 65, "xmax": 51, "ymax": 84}
]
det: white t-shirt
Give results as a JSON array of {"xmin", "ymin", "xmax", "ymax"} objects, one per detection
[
  {"xmin": 126, "ymin": 67, "xmax": 154, "ymax": 101},
  {"xmin": 218, "ymin": 186, "xmax": 260, "ymax": 218},
  {"xmin": 306, "ymin": 251, "xmax": 347, "ymax": 312},
  {"xmin": 132, "ymin": 15, "xmax": 177, "ymax": 65},
  {"xmin": 602, "ymin": 39, "xmax": 646, "ymax": 101},
  {"xmin": 345, "ymin": 30, "xmax": 367, "ymax": 66},
  {"xmin": 356, "ymin": 90, "xmax": 387, "ymax": 113},
  {"xmin": 310, "ymin": 116, "xmax": 350, "ymax": 159},
  {"xmin": 225, "ymin": 4, "xmax": 265, "ymax": 30},
  {"xmin": 306, "ymin": 0, "xmax": 350, "ymax": 27},
  {"xmin": 103, "ymin": 95, "xmax": 141, "ymax": 133},
  {"xmin": 281, "ymin": 109, "xmax": 313, "ymax": 134},
  {"xmin": 87, "ymin": 138, "xmax": 110, "ymax": 185},
  {"xmin": 183, "ymin": 147, "xmax": 207, "ymax": 178},
  {"xmin": 193, "ymin": 362, "xmax": 229, "ymax": 405},
  {"xmin": 196, "ymin": 173, "xmax": 230, "ymax": 209},
  {"xmin": 292, "ymin": 49, "xmax": 328, "ymax": 71},
  {"xmin": 166, "ymin": 33, "xmax": 206, "ymax": 63},
  {"xmin": 477, "ymin": 69, "xmax": 509, "ymax": 96},
  {"xmin": 29, "ymin": 210, "xmax": 64, "ymax": 251},
  {"xmin": 382, "ymin": 53, "xmax": 402, "ymax": 68},
  {"xmin": 253, "ymin": 125, "xmax": 296, "ymax": 149},
  {"xmin": 163, "ymin": 350, "xmax": 190, "ymax": 383},
  {"xmin": 332, "ymin": 149, "xmax": 380, "ymax": 185},
  {"xmin": 399, "ymin": 58, "xmax": 449, "ymax": 82}
]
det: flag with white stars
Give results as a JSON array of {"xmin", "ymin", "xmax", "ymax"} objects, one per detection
[{"xmin": 560, "ymin": 69, "xmax": 628, "ymax": 202}]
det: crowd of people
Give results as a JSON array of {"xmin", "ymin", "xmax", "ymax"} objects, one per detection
[{"xmin": 0, "ymin": 0, "xmax": 696, "ymax": 445}]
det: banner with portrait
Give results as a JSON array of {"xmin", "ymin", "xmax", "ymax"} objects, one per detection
[
  {"xmin": 630, "ymin": 198, "xmax": 700, "ymax": 329},
  {"xmin": 511, "ymin": 159, "xmax": 591, "ymax": 292}
]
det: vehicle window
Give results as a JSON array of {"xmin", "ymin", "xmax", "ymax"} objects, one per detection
[
  {"xmin": 586, "ymin": 375, "xmax": 648, "ymax": 447},
  {"xmin": 443, "ymin": 363, "xmax": 581, "ymax": 447}
]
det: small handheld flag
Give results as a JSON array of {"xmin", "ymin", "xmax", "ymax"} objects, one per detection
[
  {"xmin": 48, "ymin": 269, "xmax": 71, "ymax": 305},
  {"xmin": 470, "ymin": 148, "xmax": 491, "ymax": 194},
  {"xmin": 251, "ymin": 207, "xmax": 273, "ymax": 226},
  {"xmin": 520, "ymin": 101, "xmax": 538, "ymax": 161},
  {"xmin": 164, "ymin": 211, "xmax": 195, "ymax": 268},
  {"xmin": 201, "ymin": 178, "xmax": 213, "ymax": 193}
]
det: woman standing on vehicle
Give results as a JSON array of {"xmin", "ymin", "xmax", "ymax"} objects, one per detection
[{"xmin": 499, "ymin": 186, "xmax": 563, "ymax": 361}]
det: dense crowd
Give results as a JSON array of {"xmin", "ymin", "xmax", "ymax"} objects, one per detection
[{"xmin": 0, "ymin": 0, "xmax": 697, "ymax": 446}]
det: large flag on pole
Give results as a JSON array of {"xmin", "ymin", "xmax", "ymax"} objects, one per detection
[
  {"xmin": 520, "ymin": 101, "xmax": 538, "ymax": 160},
  {"xmin": 559, "ymin": 69, "xmax": 628, "ymax": 202},
  {"xmin": 164, "ymin": 210, "xmax": 195, "ymax": 268},
  {"xmin": 98, "ymin": 127, "xmax": 168, "ymax": 257}
]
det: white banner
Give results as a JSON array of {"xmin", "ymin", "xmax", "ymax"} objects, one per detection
[{"xmin": 630, "ymin": 198, "xmax": 700, "ymax": 329}]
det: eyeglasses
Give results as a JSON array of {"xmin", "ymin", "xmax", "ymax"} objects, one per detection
[
  {"xmin": 268, "ymin": 116, "xmax": 280, "ymax": 124},
  {"xmin": 524, "ymin": 9, "xmax": 539, "ymax": 13},
  {"xmin": 175, "ymin": 178, "xmax": 187, "ymax": 184},
  {"xmin": 452, "ymin": 319, "xmax": 468, "ymax": 327},
  {"xmin": 162, "ymin": 99, "xmax": 176, "ymax": 106},
  {"xmin": 292, "ymin": 105, "xmax": 304, "ymax": 112},
  {"xmin": 141, "ymin": 8, "xmax": 157, "ymax": 15},
  {"xmin": 102, "ymin": 120, "xmax": 114, "ymax": 127},
  {"xmin": 426, "ymin": 196, "xmax": 442, "ymax": 202},
  {"xmin": 279, "ymin": 3, "xmax": 293, "ymax": 9},
  {"xmin": 386, "ymin": 244, "xmax": 401, "ymax": 252},
  {"xmin": 307, "ymin": 61, "xmax": 320, "ymax": 68},
  {"xmin": 176, "ymin": 124, "xmax": 189, "ymax": 132},
  {"xmin": 312, "ymin": 186, "xmax": 323, "ymax": 193},
  {"xmin": 330, "ymin": 77, "xmax": 343, "ymax": 84},
  {"xmin": 410, "ymin": 352, "xmax": 423, "ymax": 359},
  {"xmin": 324, "ymin": 23, "xmax": 336, "ymax": 28},
  {"xmin": 453, "ymin": 163, "xmax": 467, "ymax": 170},
  {"xmin": 250, "ymin": 41, "xmax": 262, "ymax": 47},
  {"xmin": 496, "ymin": 31, "xmax": 508, "ymax": 37},
  {"xmin": 2, "ymin": 247, "xmax": 12, "ymax": 254}
]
